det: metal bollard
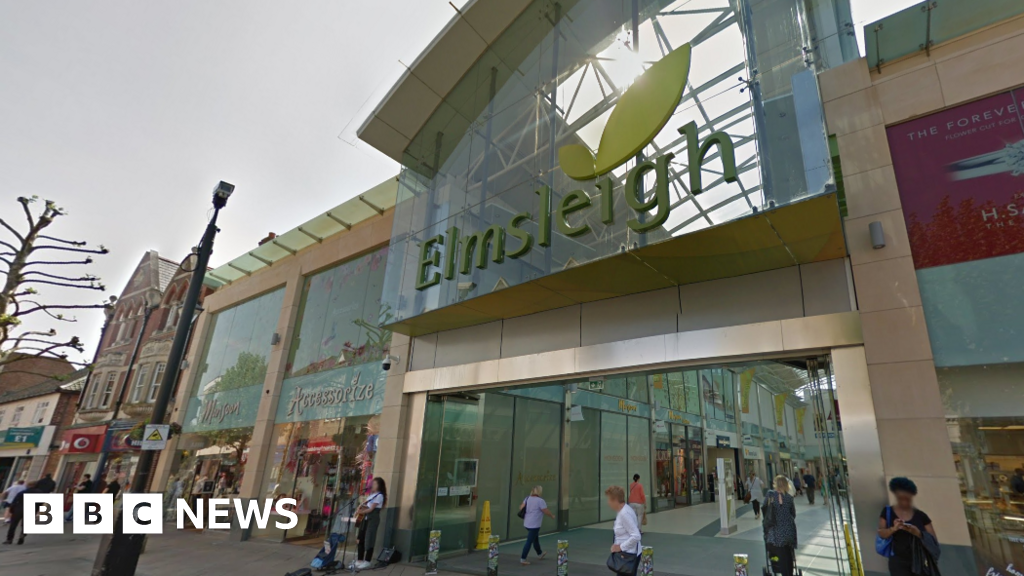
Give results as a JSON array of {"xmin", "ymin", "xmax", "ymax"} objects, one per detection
[
  {"xmin": 639, "ymin": 546, "xmax": 653, "ymax": 576},
  {"xmin": 734, "ymin": 553, "xmax": 748, "ymax": 576},
  {"xmin": 557, "ymin": 540, "xmax": 568, "ymax": 576},
  {"xmin": 487, "ymin": 535, "xmax": 500, "ymax": 576},
  {"xmin": 426, "ymin": 530, "xmax": 441, "ymax": 575}
]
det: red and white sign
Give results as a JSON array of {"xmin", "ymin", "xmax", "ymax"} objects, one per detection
[{"xmin": 67, "ymin": 433, "xmax": 102, "ymax": 453}]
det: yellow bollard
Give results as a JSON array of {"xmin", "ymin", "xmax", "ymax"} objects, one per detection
[
  {"xmin": 843, "ymin": 523, "xmax": 863, "ymax": 576},
  {"xmin": 476, "ymin": 500, "xmax": 493, "ymax": 550}
]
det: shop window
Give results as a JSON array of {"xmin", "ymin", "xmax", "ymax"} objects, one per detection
[
  {"xmin": 254, "ymin": 416, "xmax": 380, "ymax": 542},
  {"xmin": 285, "ymin": 247, "xmax": 389, "ymax": 378}
]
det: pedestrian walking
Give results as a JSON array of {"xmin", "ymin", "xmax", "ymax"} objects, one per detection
[
  {"xmin": 745, "ymin": 472, "xmax": 765, "ymax": 519},
  {"xmin": 628, "ymin": 474, "xmax": 647, "ymax": 530},
  {"xmin": 792, "ymin": 472, "xmax": 803, "ymax": 496},
  {"xmin": 877, "ymin": 477, "xmax": 939, "ymax": 576},
  {"xmin": 4, "ymin": 481, "xmax": 38, "ymax": 545},
  {"xmin": 605, "ymin": 485, "xmax": 642, "ymax": 576},
  {"xmin": 763, "ymin": 476, "xmax": 798, "ymax": 576},
  {"xmin": 518, "ymin": 485, "xmax": 554, "ymax": 565},
  {"xmin": 2, "ymin": 480, "xmax": 27, "ymax": 523},
  {"xmin": 353, "ymin": 477, "xmax": 387, "ymax": 570},
  {"xmin": 103, "ymin": 477, "xmax": 121, "ymax": 499},
  {"xmin": 35, "ymin": 473, "xmax": 55, "ymax": 494},
  {"xmin": 801, "ymin": 469, "xmax": 816, "ymax": 504}
]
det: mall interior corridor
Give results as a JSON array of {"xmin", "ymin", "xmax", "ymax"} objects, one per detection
[{"xmin": 437, "ymin": 498, "xmax": 854, "ymax": 576}]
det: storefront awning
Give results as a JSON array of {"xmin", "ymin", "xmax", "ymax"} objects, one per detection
[{"xmin": 388, "ymin": 193, "xmax": 846, "ymax": 336}]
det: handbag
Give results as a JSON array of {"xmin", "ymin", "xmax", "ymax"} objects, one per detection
[
  {"xmin": 876, "ymin": 506, "xmax": 895, "ymax": 557},
  {"xmin": 517, "ymin": 497, "xmax": 528, "ymax": 519},
  {"xmin": 762, "ymin": 493, "xmax": 776, "ymax": 530},
  {"xmin": 743, "ymin": 492, "xmax": 752, "ymax": 504},
  {"xmin": 606, "ymin": 551, "xmax": 640, "ymax": 575}
]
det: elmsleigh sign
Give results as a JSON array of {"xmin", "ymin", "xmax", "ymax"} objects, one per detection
[{"xmin": 414, "ymin": 43, "xmax": 739, "ymax": 292}]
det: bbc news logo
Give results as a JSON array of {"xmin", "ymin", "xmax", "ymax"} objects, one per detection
[{"xmin": 24, "ymin": 494, "xmax": 298, "ymax": 534}]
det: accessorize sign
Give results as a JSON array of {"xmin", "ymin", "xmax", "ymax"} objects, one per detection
[
  {"xmin": 275, "ymin": 361, "xmax": 387, "ymax": 424},
  {"xmin": 887, "ymin": 87, "xmax": 1024, "ymax": 269}
]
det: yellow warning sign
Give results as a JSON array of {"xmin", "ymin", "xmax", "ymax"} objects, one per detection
[{"xmin": 141, "ymin": 424, "xmax": 170, "ymax": 450}]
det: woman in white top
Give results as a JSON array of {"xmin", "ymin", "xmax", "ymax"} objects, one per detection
[
  {"xmin": 519, "ymin": 485, "xmax": 555, "ymax": 565},
  {"xmin": 354, "ymin": 478, "xmax": 387, "ymax": 569},
  {"xmin": 605, "ymin": 485, "xmax": 642, "ymax": 576},
  {"xmin": 745, "ymin": 472, "xmax": 766, "ymax": 519}
]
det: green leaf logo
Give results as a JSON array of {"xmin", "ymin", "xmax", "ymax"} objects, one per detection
[{"xmin": 559, "ymin": 43, "xmax": 691, "ymax": 181}]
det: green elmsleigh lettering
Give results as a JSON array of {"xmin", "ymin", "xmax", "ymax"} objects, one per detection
[{"xmin": 414, "ymin": 129, "xmax": 738, "ymax": 292}]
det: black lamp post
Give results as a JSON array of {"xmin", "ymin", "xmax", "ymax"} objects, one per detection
[{"xmin": 93, "ymin": 181, "xmax": 234, "ymax": 576}]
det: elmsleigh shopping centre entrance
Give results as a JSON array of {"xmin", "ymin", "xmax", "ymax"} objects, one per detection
[{"xmin": 354, "ymin": 0, "xmax": 877, "ymax": 574}]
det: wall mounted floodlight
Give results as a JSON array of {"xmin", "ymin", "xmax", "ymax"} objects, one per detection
[{"xmin": 869, "ymin": 221, "xmax": 886, "ymax": 249}]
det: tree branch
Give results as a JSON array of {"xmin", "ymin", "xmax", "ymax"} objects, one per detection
[
  {"xmin": 21, "ymin": 279, "xmax": 105, "ymax": 290},
  {"xmin": 31, "ymin": 245, "xmax": 109, "ymax": 255},
  {"xmin": 21, "ymin": 257, "xmax": 94, "ymax": 267},
  {"xmin": 0, "ymin": 217, "xmax": 23, "ymax": 243},
  {"xmin": 14, "ymin": 302, "xmax": 109, "ymax": 317},
  {"xmin": 20, "ymin": 270, "xmax": 100, "ymax": 283},
  {"xmin": 37, "ymin": 235, "xmax": 86, "ymax": 246}
]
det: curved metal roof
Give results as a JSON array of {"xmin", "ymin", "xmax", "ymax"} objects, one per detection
[{"xmin": 356, "ymin": 0, "xmax": 534, "ymax": 163}]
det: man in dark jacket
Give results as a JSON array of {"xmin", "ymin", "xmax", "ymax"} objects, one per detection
[
  {"xmin": 35, "ymin": 473, "xmax": 56, "ymax": 494},
  {"xmin": 802, "ymin": 469, "xmax": 817, "ymax": 504}
]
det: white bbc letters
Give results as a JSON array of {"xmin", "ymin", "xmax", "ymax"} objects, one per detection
[
  {"xmin": 123, "ymin": 493, "xmax": 164, "ymax": 534},
  {"xmin": 73, "ymin": 493, "xmax": 114, "ymax": 534},
  {"xmin": 23, "ymin": 494, "xmax": 64, "ymax": 534},
  {"xmin": 207, "ymin": 498, "xmax": 231, "ymax": 529}
]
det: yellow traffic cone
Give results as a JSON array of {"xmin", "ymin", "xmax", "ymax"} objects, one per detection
[{"xmin": 476, "ymin": 500, "xmax": 493, "ymax": 550}]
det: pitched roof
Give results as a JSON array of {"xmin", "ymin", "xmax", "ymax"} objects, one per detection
[
  {"xmin": 0, "ymin": 368, "xmax": 89, "ymax": 405},
  {"xmin": 157, "ymin": 257, "xmax": 180, "ymax": 292}
]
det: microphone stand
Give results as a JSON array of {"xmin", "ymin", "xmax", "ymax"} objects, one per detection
[{"xmin": 331, "ymin": 496, "xmax": 360, "ymax": 575}]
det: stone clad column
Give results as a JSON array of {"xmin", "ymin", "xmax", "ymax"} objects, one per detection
[
  {"xmin": 820, "ymin": 57, "xmax": 972, "ymax": 574},
  {"xmin": 370, "ymin": 332, "xmax": 412, "ymax": 553}
]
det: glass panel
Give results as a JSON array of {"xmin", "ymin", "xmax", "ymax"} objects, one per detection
[
  {"xmin": 628, "ymin": 415, "xmax": 652, "ymax": 513},
  {"xmin": 183, "ymin": 287, "xmax": 284, "ymax": 434},
  {"xmin": 478, "ymin": 394, "xmax": 514, "ymax": 541},
  {"xmin": 599, "ymin": 412, "xmax": 628, "ymax": 522},
  {"xmin": 569, "ymin": 406, "xmax": 601, "ymax": 528},
  {"xmin": 508, "ymin": 397, "xmax": 561, "ymax": 540},
  {"xmin": 384, "ymin": 0, "xmax": 844, "ymax": 326}
]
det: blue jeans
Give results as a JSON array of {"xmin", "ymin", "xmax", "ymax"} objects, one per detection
[{"xmin": 521, "ymin": 527, "xmax": 542, "ymax": 560}]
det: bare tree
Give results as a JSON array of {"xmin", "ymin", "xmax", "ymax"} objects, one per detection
[{"xmin": 0, "ymin": 196, "xmax": 111, "ymax": 373}]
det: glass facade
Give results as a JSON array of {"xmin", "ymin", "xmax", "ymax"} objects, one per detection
[
  {"xmin": 166, "ymin": 287, "xmax": 285, "ymax": 507},
  {"xmin": 253, "ymin": 247, "xmax": 393, "ymax": 541},
  {"xmin": 888, "ymin": 87, "xmax": 1024, "ymax": 574},
  {"xmin": 381, "ymin": 0, "xmax": 857, "ymax": 326},
  {"xmin": 410, "ymin": 358, "xmax": 857, "ymax": 574}
]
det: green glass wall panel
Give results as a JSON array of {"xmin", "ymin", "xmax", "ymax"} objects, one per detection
[
  {"xmin": 568, "ymin": 406, "xmax": 601, "ymax": 528},
  {"xmin": 507, "ymin": 397, "xmax": 561, "ymax": 541}
]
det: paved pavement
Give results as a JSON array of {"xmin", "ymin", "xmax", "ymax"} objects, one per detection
[{"xmin": 0, "ymin": 528, "xmax": 441, "ymax": 576}]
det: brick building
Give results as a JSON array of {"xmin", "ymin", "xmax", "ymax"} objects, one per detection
[{"xmin": 54, "ymin": 250, "xmax": 209, "ymax": 492}]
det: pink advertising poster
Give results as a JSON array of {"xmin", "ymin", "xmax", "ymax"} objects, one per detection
[{"xmin": 886, "ymin": 87, "xmax": 1024, "ymax": 269}]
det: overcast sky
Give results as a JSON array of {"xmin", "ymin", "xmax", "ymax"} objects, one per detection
[{"xmin": 0, "ymin": 0, "xmax": 915, "ymax": 365}]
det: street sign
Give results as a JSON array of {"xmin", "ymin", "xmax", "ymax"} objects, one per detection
[{"xmin": 140, "ymin": 424, "xmax": 169, "ymax": 450}]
